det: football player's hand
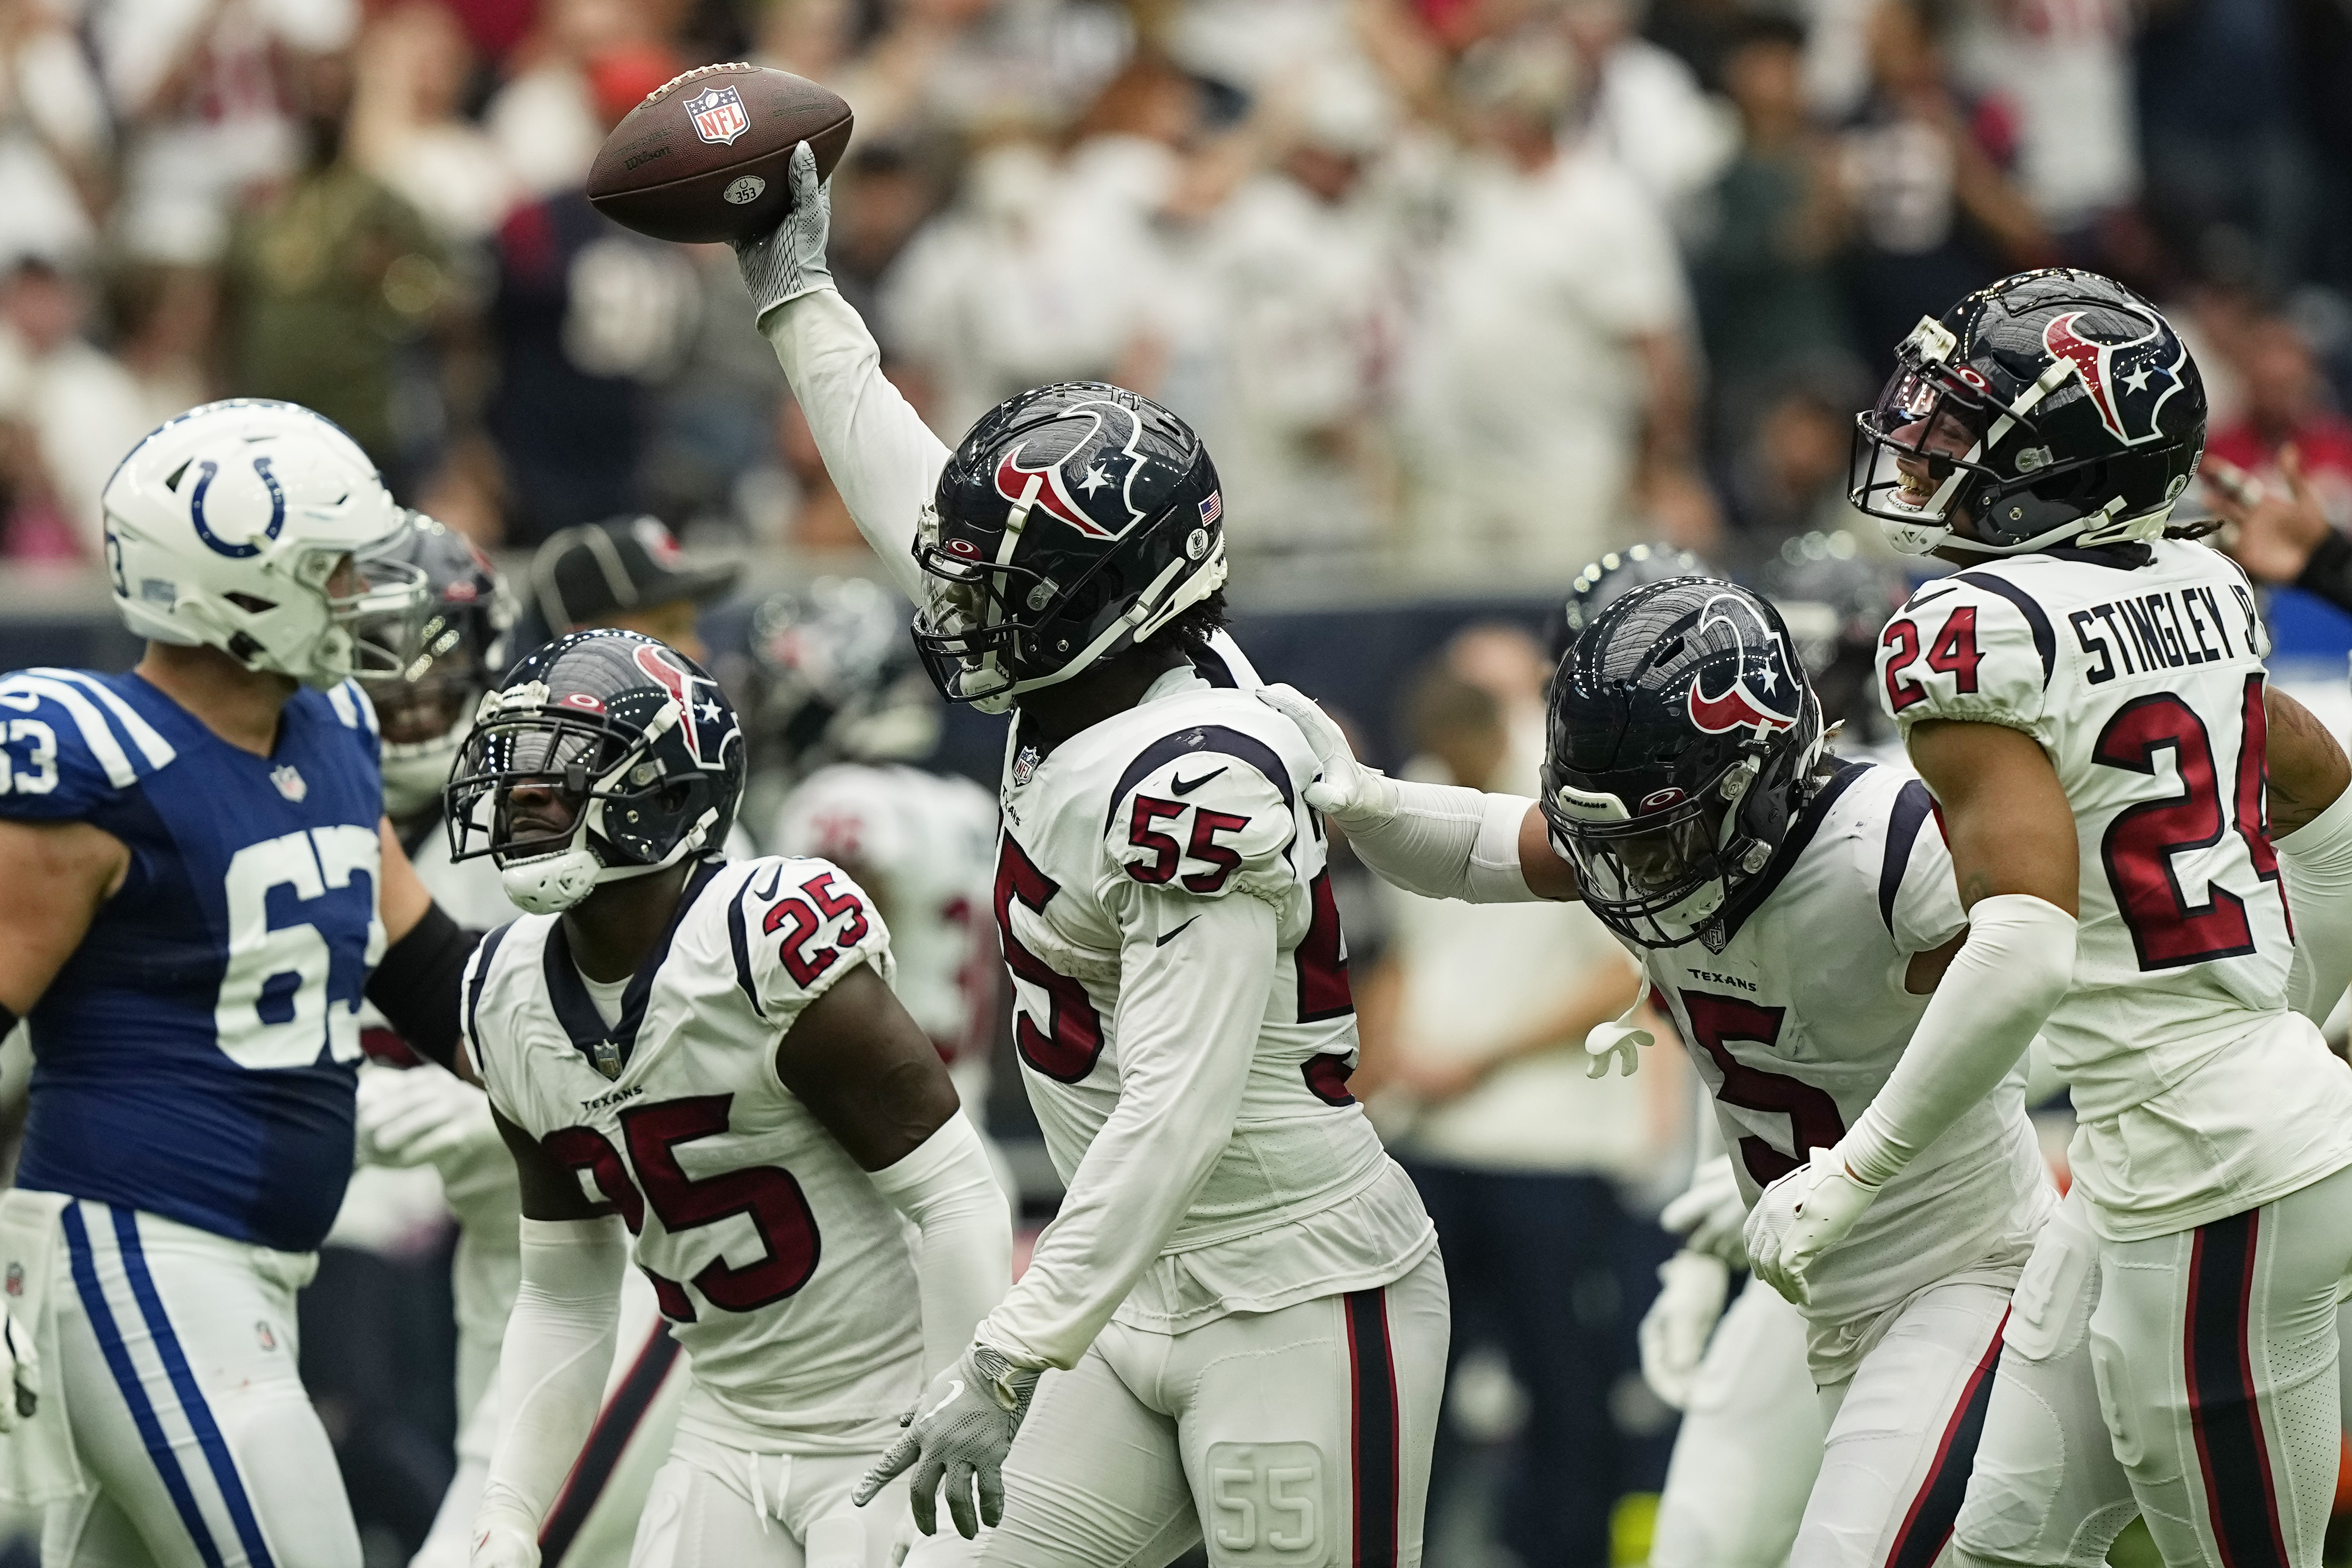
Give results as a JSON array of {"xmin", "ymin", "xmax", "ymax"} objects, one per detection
[
  {"xmin": 469, "ymin": 1521, "xmax": 538, "ymax": 1568},
  {"xmin": 2209, "ymin": 447, "xmax": 2333, "ymax": 585},
  {"xmin": 1662, "ymin": 1152, "xmax": 1749, "ymax": 1267},
  {"xmin": 1254, "ymin": 683, "xmax": 1396, "ymax": 829},
  {"xmin": 854, "ymin": 1343, "xmax": 1040, "ymax": 1540},
  {"xmin": 357, "ymin": 1063, "xmax": 499, "ymax": 1175},
  {"xmin": 735, "ymin": 140, "xmax": 834, "ymax": 321},
  {"xmin": 1743, "ymin": 1145, "xmax": 1882, "ymax": 1306},
  {"xmin": 0, "ymin": 1305, "xmax": 38, "ymax": 1430},
  {"xmin": 1638, "ymin": 1250, "xmax": 1728, "ymax": 1410}
]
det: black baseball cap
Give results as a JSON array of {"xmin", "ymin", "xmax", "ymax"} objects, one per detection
[{"xmin": 528, "ymin": 516, "xmax": 741, "ymax": 634}]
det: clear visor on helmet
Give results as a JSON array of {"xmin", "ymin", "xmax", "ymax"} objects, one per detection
[
  {"xmin": 1847, "ymin": 359, "xmax": 2003, "ymax": 529},
  {"xmin": 1553, "ymin": 791, "xmax": 1738, "ymax": 948}
]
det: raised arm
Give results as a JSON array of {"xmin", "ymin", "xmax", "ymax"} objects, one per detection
[{"xmin": 739, "ymin": 143, "xmax": 951, "ymax": 604}]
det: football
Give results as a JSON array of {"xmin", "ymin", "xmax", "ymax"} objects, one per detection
[{"xmin": 586, "ymin": 63, "xmax": 853, "ymax": 246}]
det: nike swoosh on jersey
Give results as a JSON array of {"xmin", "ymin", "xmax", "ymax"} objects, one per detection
[
  {"xmin": 1156, "ymin": 916, "xmax": 1201, "ymax": 946},
  {"xmin": 923, "ymin": 1380, "xmax": 965, "ymax": 1421},
  {"xmin": 1171, "ymin": 767, "xmax": 1227, "ymax": 795}
]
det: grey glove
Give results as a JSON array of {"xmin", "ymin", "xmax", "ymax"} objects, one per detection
[
  {"xmin": 734, "ymin": 140, "xmax": 833, "ymax": 323},
  {"xmin": 853, "ymin": 1342, "xmax": 1040, "ymax": 1539}
]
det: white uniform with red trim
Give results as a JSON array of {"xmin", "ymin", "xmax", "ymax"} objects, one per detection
[
  {"xmin": 1634, "ymin": 757, "xmax": 2078, "ymax": 1567},
  {"xmin": 463, "ymin": 857, "xmax": 976, "ymax": 1567},
  {"xmin": 1877, "ymin": 538, "xmax": 2352, "ymax": 1568},
  {"xmin": 974, "ymin": 672, "xmax": 1445, "ymax": 1568}
]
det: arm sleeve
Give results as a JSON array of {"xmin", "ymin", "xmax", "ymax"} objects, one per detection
[
  {"xmin": 1837, "ymin": 893, "xmax": 2078, "ymax": 1188},
  {"xmin": 1877, "ymin": 577, "xmax": 2055, "ymax": 745},
  {"xmin": 758, "ymin": 288, "xmax": 952, "ymax": 605},
  {"xmin": 865, "ymin": 1112, "xmax": 1012, "ymax": 1379},
  {"xmin": 1340, "ymin": 780, "xmax": 1543, "ymax": 905},
  {"xmin": 2277, "ymin": 781, "xmax": 2352, "ymax": 1024},
  {"xmin": 974, "ymin": 888, "xmax": 1277, "ymax": 1370},
  {"xmin": 473, "ymin": 1216, "xmax": 627, "ymax": 1540}
]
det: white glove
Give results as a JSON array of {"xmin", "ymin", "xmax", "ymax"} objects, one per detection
[
  {"xmin": 1254, "ymin": 683, "xmax": 1397, "ymax": 829},
  {"xmin": 735, "ymin": 141, "xmax": 833, "ymax": 321},
  {"xmin": 357, "ymin": 1064, "xmax": 500, "ymax": 1174},
  {"xmin": 0, "ymin": 1306, "xmax": 38, "ymax": 1431},
  {"xmin": 470, "ymin": 1522, "xmax": 537, "ymax": 1568},
  {"xmin": 1638, "ymin": 1251, "xmax": 1728, "ymax": 1410},
  {"xmin": 854, "ymin": 1343, "xmax": 1040, "ymax": 1540},
  {"xmin": 1743, "ymin": 1145, "xmax": 1883, "ymax": 1306},
  {"xmin": 1660, "ymin": 1153, "xmax": 1748, "ymax": 1267}
]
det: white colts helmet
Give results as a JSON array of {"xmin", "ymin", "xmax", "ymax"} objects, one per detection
[{"xmin": 102, "ymin": 400, "xmax": 423, "ymax": 690}]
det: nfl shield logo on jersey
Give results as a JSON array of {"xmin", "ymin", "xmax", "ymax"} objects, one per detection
[
  {"xmin": 684, "ymin": 84, "xmax": 750, "ymax": 146},
  {"xmin": 1012, "ymin": 745, "xmax": 1041, "ymax": 788},
  {"xmin": 270, "ymin": 764, "xmax": 307, "ymax": 801}
]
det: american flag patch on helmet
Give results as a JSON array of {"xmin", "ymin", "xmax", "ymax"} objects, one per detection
[{"xmin": 1198, "ymin": 492, "xmax": 1223, "ymax": 526}]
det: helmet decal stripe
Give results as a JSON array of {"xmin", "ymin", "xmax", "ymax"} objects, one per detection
[
  {"xmin": 2040, "ymin": 309, "xmax": 2186, "ymax": 448},
  {"xmin": 187, "ymin": 457, "xmax": 287, "ymax": 558},
  {"xmin": 990, "ymin": 402, "xmax": 1152, "ymax": 541}
]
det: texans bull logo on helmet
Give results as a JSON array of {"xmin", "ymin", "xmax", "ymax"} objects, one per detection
[
  {"xmin": 1685, "ymin": 593, "xmax": 1802, "ymax": 738},
  {"xmin": 992, "ymin": 401, "xmax": 1154, "ymax": 542},
  {"xmin": 632, "ymin": 642, "xmax": 737, "ymax": 768},
  {"xmin": 2041, "ymin": 308, "xmax": 2188, "ymax": 448}
]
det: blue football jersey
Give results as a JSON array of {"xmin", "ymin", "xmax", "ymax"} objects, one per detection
[{"xmin": 0, "ymin": 667, "xmax": 385, "ymax": 1253}]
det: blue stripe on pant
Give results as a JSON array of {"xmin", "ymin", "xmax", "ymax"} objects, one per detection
[
  {"xmin": 113, "ymin": 1206, "xmax": 278, "ymax": 1568},
  {"xmin": 61, "ymin": 1201, "xmax": 277, "ymax": 1568}
]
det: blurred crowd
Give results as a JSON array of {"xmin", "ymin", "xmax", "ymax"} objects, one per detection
[{"xmin": 1, "ymin": 0, "xmax": 2349, "ymax": 591}]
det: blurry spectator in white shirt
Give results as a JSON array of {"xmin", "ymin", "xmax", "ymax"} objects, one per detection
[
  {"xmin": 0, "ymin": 259, "xmax": 151, "ymax": 560},
  {"xmin": 350, "ymin": 0, "xmax": 518, "ymax": 246},
  {"xmin": 95, "ymin": 0, "xmax": 359, "ymax": 263},
  {"xmin": 1402, "ymin": 32, "xmax": 1708, "ymax": 585},
  {"xmin": 1952, "ymin": 0, "xmax": 2137, "ymax": 239},
  {"xmin": 1189, "ymin": 56, "xmax": 1404, "ymax": 567},
  {"xmin": 1357, "ymin": 649, "xmax": 1681, "ymax": 1568},
  {"xmin": 0, "ymin": 1, "xmax": 109, "ymax": 269},
  {"xmin": 1558, "ymin": 0, "xmax": 1737, "ymax": 220}
]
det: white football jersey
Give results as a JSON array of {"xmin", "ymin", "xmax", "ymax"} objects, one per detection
[
  {"xmin": 994, "ymin": 664, "xmax": 1434, "ymax": 1335},
  {"xmin": 462, "ymin": 857, "xmax": 924, "ymax": 1437},
  {"xmin": 1879, "ymin": 538, "xmax": 2352, "ymax": 1239},
  {"xmin": 770, "ymin": 764, "xmax": 999, "ymax": 1088},
  {"xmin": 1644, "ymin": 761, "xmax": 2052, "ymax": 1378}
]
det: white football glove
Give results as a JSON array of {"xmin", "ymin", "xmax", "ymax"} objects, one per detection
[
  {"xmin": 1743, "ymin": 1145, "xmax": 1883, "ymax": 1306},
  {"xmin": 1660, "ymin": 1153, "xmax": 1748, "ymax": 1267},
  {"xmin": 1254, "ymin": 683, "xmax": 1397, "ymax": 829},
  {"xmin": 1637, "ymin": 1251, "xmax": 1728, "ymax": 1410},
  {"xmin": 357, "ymin": 1064, "xmax": 500, "ymax": 1175},
  {"xmin": 469, "ymin": 1521, "xmax": 538, "ymax": 1568},
  {"xmin": 735, "ymin": 140, "xmax": 834, "ymax": 321},
  {"xmin": 0, "ymin": 1306, "xmax": 39, "ymax": 1431},
  {"xmin": 855, "ymin": 1343, "xmax": 1040, "ymax": 1540}
]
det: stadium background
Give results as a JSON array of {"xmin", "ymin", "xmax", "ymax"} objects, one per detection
[{"xmin": 1, "ymin": 0, "xmax": 2351, "ymax": 1562}]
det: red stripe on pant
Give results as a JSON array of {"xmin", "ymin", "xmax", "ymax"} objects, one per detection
[
  {"xmin": 1343, "ymin": 1288, "xmax": 1400, "ymax": 1568},
  {"xmin": 1883, "ymin": 1307, "xmax": 2010, "ymax": 1568},
  {"xmin": 2185, "ymin": 1209, "xmax": 2292, "ymax": 1568},
  {"xmin": 540, "ymin": 1323, "xmax": 680, "ymax": 1567}
]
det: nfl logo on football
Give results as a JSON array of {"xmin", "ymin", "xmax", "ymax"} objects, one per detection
[{"xmin": 685, "ymin": 84, "xmax": 749, "ymax": 146}]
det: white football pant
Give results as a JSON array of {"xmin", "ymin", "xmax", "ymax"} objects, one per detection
[
  {"xmin": 981, "ymin": 1248, "xmax": 1449, "ymax": 1568},
  {"xmin": 1648, "ymin": 1274, "xmax": 1823, "ymax": 1568},
  {"xmin": 1960, "ymin": 1164, "xmax": 2352, "ymax": 1568},
  {"xmin": 40, "ymin": 1201, "xmax": 362, "ymax": 1568}
]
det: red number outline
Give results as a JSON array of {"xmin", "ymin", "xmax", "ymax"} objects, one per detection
[
  {"xmin": 1925, "ymin": 605, "xmax": 1982, "ymax": 692},
  {"xmin": 2093, "ymin": 692, "xmax": 2258, "ymax": 969},
  {"xmin": 995, "ymin": 834, "xmax": 1106, "ymax": 1082},
  {"xmin": 1881, "ymin": 618, "xmax": 1926, "ymax": 712},
  {"xmin": 1677, "ymin": 991, "xmax": 1845, "ymax": 1186}
]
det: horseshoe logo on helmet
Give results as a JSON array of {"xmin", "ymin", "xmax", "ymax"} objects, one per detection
[
  {"xmin": 188, "ymin": 457, "xmax": 286, "ymax": 559},
  {"xmin": 1685, "ymin": 595, "xmax": 1800, "ymax": 737},
  {"xmin": 991, "ymin": 401, "xmax": 1151, "ymax": 542}
]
